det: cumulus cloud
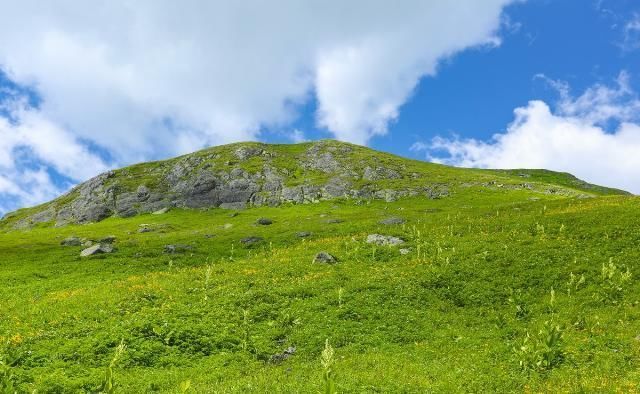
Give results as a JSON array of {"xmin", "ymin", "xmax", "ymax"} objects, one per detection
[
  {"xmin": 0, "ymin": 97, "xmax": 109, "ymax": 214},
  {"xmin": 419, "ymin": 73, "xmax": 640, "ymax": 193},
  {"xmin": 0, "ymin": 0, "xmax": 512, "ymax": 156}
]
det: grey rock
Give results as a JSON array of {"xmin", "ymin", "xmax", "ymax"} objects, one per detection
[
  {"xmin": 80, "ymin": 244, "xmax": 114, "ymax": 257},
  {"xmin": 325, "ymin": 219, "xmax": 343, "ymax": 224},
  {"xmin": 153, "ymin": 207, "xmax": 170, "ymax": 215},
  {"xmin": 363, "ymin": 166, "xmax": 401, "ymax": 181},
  {"xmin": 99, "ymin": 235, "xmax": 117, "ymax": 244},
  {"xmin": 296, "ymin": 231, "xmax": 312, "ymax": 238},
  {"xmin": 366, "ymin": 234, "xmax": 405, "ymax": 246},
  {"xmin": 322, "ymin": 177, "xmax": 351, "ymax": 198},
  {"xmin": 241, "ymin": 236, "xmax": 263, "ymax": 245},
  {"xmin": 399, "ymin": 248, "xmax": 411, "ymax": 255},
  {"xmin": 138, "ymin": 226, "xmax": 153, "ymax": 233},
  {"xmin": 257, "ymin": 218, "xmax": 273, "ymax": 225},
  {"xmin": 10, "ymin": 141, "xmax": 459, "ymax": 228},
  {"xmin": 164, "ymin": 244, "xmax": 193, "ymax": 254},
  {"xmin": 61, "ymin": 236, "xmax": 82, "ymax": 246},
  {"xmin": 270, "ymin": 346, "xmax": 296, "ymax": 363},
  {"xmin": 305, "ymin": 151, "xmax": 341, "ymax": 173},
  {"xmin": 136, "ymin": 185, "xmax": 150, "ymax": 201},
  {"xmin": 234, "ymin": 146, "xmax": 263, "ymax": 160},
  {"xmin": 115, "ymin": 192, "xmax": 138, "ymax": 218},
  {"xmin": 314, "ymin": 251, "xmax": 337, "ymax": 264},
  {"xmin": 220, "ymin": 202, "xmax": 247, "ymax": 210},
  {"xmin": 379, "ymin": 217, "xmax": 405, "ymax": 225}
]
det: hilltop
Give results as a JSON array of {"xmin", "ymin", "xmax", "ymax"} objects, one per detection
[
  {"xmin": 0, "ymin": 140, "xmax": 638, "ymax": 392},
  {"xmin": 1, "ymin": 139, "xmax": 627, "ymax": 229}
]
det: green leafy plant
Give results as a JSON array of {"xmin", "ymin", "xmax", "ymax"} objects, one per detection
[
  {"xmin": 599, "ymin": 258, "xmax": 632, "ymax": 304},
  {"xmin": 241, "ymin": 309, "xmax": 252, "ymax": 352},
  {"xmin": 515, "ymin": 320, "xmax": 564, "ymax": 372},
  {"xmin": 179, "ymin": 380, "xmax": 191, "ymax": 393},
  {"xmin": 99, "ymin": 340, "xmax": 127, "ymax": 394},
  {"xmin": 0, "ymin": 341, "xmax": 19, "ymax": 394},
  {"xmin": 508, "ymin": 289, "xmax": 530, "ymax": 320},
  {"xmin": 321, "ymin": 339, "xmax": 336, "ymax": 394}
]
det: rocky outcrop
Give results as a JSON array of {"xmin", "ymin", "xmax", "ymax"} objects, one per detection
[{"xmin": 7, "ymin": 140, "xmax": 451, "ymax": 228}]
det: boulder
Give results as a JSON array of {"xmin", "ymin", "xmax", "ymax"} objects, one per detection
[
  {"xmin": 80, "ymin": 244, "xmax": 114, "ymax": 257},
  {"xmin": 379, "ymin": 217, "xmax": 405, "ymax": 225},
  {"xmin": 296, "ymin": 231, "xmax": 312, "ymax": 238},
  {"xmin": 164, "ymin": 244, "xmax": 193, "ymax": 254},
  {"xmin": 99, "ymin": 235, "xmax": 117, "ymax": 244},
  {"xmin": 314, "ymin": 251, "xmax": 337, "ymax": 264},
  {"xmin": 61, "ymin": 236, "xmax": 82, "ymax": 246},
  {"xmin": 241, "ymin": 236, "xmax": 263, "ymax": 245},
  {"xmin": 269, "ymin": 346, "xmax": 296, "ymax": 363},
  {"xmin": 257, "ymin": 218, "xmax": 273, "ymax": 225},
  {"xmin": 366, "ymin": 234, "xmax": 405, "ymax": 246}
]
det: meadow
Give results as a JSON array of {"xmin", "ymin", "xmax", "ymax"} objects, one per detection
[{"xmin": 1, "ymin": 182, "xmax": 639, "ymax": 392}]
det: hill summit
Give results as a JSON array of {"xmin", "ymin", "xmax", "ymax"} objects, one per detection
[{"xmin": 2, "ymin": 139, "xmax": 626, "ymax": 229}]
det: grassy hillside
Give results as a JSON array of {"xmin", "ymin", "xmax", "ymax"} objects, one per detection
[
  {"xmin": 0, "ymin": 142, "xmax": 639, "ymax": 392},
  {"xmin": 0, "ymin": 140, "xmax": 627, "ymax": 229}
]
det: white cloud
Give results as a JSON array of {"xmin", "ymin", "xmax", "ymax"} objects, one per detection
[
  {"xmin": 621, "ymin": 13, "xmax": 640, "ymax": 51},
  {"xmin": 289, "ymin": 129, "xmax": 307, "ymax": 143},
  {"xmin": 0, "ymin": 98, "xmax": 109, "ymax": 214},
  {"xmin": 0, "ymin": 0, "xmax": 512, "ymax": 157},
  {"xmin": 420, "ymin": 74, "xmax": 640, "ymax": 193}
]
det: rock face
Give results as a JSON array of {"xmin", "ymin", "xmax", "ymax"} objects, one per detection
[{"xmin": 7, "ymin": 140, "xmax": 451, "ymax": 228}]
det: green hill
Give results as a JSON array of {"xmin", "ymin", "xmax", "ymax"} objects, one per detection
[{"xmin": 0, "ymin": 140, "xmax": 638, "ymax": 392}]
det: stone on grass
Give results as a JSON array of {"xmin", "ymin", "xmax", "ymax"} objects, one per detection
[
  {"xmin": 61, "ymin": 236, "xmax": 81, "ymax": 246},
  {"xmin": 241, "ymin": 236, "xmax": 264, "ymax": 245},
  {"xmin": 314, "ymin": 251, "xmax": 337, "ymax": 264},
  {"xmin": 80, "ymin": 244, "xmax": 114, "ymax": 257},
  {"xmin": 152, "ymin": 207, "xmax": 170, "ymax": 215},
  {"xmin": 379, "ymin": 217, "xmax": 405, "ymax": 225},
  {"xmin": 164, "ymin": 244, "xmax": 193, "ymax": 254},
  {"xmin": 257, "ymin": 218, "xmax": 273, "ymax": 225},
  {"xmin": 325, "ymin": 219, "xmax": 343, "ymax": 224},
  {"xmin": 99, "ymin": 235, "xmax": 117, "ymax": 244},
  {"xmin": 366, "ymin": 234, "xmax": 405, "ymax": 246},
  {"xmin": 399, "ymin": 248, "xmax": 411, "ymax": 255},
  {"xmin": 270, "ymin": 346, "xmax": 296, "ymax": 363},
  {"xmin": 296, "ymin": 231, "xmax": 312, "ymax": 238}
]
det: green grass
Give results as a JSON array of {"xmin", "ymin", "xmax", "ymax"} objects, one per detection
[{"xmin": 1, "ymin": 177, "xmax": 639, "ymax": 392}]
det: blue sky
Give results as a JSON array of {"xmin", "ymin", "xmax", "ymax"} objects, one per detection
[{"xmin": 1, "ymin": 0, "xmax": 640, "ymax": 215}]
